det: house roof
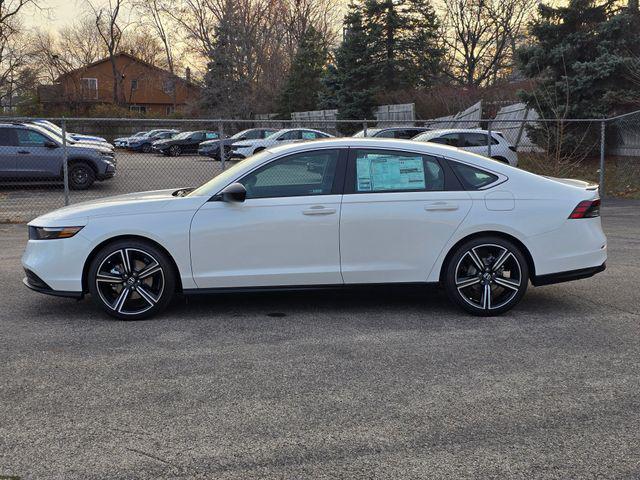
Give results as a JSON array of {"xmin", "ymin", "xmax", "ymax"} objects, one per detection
[{"xmin": 57, "ymin": 52, "xmax": 199, "ymax": 88}]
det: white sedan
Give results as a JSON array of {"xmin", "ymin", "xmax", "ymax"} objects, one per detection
[
  {"xmin": 413, "ymin": 129, "xmax": 519, "ymax": 166},
  {"xmin": 229, "ymin": 128, "xmax": 333, "ymax": 158},
  {"xmin": 22, "ymin": 138, "xmax": 606, "ymax": 320}
]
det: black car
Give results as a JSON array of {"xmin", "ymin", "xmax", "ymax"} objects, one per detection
[
  {"xmin": 353, "ymin": 127, "xmax": 430, "ymax": 139},
  {"xmin": 152, "ymin": 130, "xmax": 219, "ymax": 156},
  {"xmin": 198, "ymin": 128, "xmax": 278, "ymax": 160},
  {"xmin": 127, "ymin": 129, "xmax": 179, "ymax": 153}
]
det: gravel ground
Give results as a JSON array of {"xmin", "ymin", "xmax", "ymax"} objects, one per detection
[{"xmin": 0, "ymin": 200, "xmax": 639, "ymax": 479}]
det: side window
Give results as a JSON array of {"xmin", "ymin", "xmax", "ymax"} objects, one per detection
[
  {"xmin": 205, "ymin": 132, "xmax": 218, "ymax": 140},
  {"xmin": 17, "ymin": 130, "xmax": 50, "ymax": 147},
  {"xmin": 277, "ymin": 131, "xmax": 300, "ymax": 141},
  {"xmin": 191, "ymin": 132, "xmax": 205, "ymax": 141},
  {"xmin": 239, "ymin": 149, "xmax": 340, "ymax": 199},
  {"xmin": 302, "ymin": 131, "xmax": 325, "ymax": 140},
  {"xmin": 0, "ymin": 128, "xmax": 18, "ymax": 146},
  {"xmin": 395, "ymin": 130, "xmax": 417, "ymax": 139},
  {"xmin": 374, "ymin": 130, "xmax": 396, "ymax": 138},
  {"xmin": 354, "ymin": 150, "xmax": 444, "ymax": 193},
  {"xmin": 450, "ymin": 162, "xmax": 498, "ymax": 189},
  {"xmin": 430, "ymin": 133, "xmax": 458, "ymax": 147},
  {"xmin": 244, "ymin": 130, "xmax": 260, "ymax": 140},
  {"xmin": 461, "ymin": 133, "xmax": 498, "ymax": 147}
]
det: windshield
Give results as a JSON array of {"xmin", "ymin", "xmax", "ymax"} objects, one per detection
[
  {"xmin": 231, "ymin": 129, "xmax": 249, "ymax": 139},
  {"xmin": 173, "ymin": 131, "xmax": 193, "ymax": 140},
  {"xmin": 188, "ymin": 149, "xmax": 272, "ymax": 197},
  {"xmin": 265, "ymin": 130, "xmax": 278, "ymax": 138}
]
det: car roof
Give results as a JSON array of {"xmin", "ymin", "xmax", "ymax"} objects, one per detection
[
  {"xmin": 275, "ymin": 128, "xmax": 330, "ymax": 134},
  {"xmin": 261, "ymin": 137, "xmax": 502, "ymax": 167}
]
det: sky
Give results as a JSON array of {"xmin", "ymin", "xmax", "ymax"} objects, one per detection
[{"xmin": 24, "ymin": 0, "xmax": 95, "ymax": 30}]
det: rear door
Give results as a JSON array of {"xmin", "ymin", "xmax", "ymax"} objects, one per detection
[
  {"xmin": 339, "ymin": 148, "xmax": 472, "ymax": 284},
  {"xmin": 0, "ymin": 128, "xmax": 18, "ymax": 178}
]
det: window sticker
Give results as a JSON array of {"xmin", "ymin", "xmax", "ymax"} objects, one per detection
[{"xmin": 357, "ymin": 154, "xmax": 425, "ymax": 192}]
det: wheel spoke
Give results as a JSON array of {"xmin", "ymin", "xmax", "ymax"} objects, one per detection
[
  {"xmin": 456, "ymin": 277, "xmax": 481, "ymax": 289},
  {"xmin": 492, "ymin": 250, "xmax": 512, "ymax": 272},
  {"xmin": 137, "ymin": 262, "xmax": 161, "ymax": 279},
  {"xmin": 97, "ymin": 273, "xmax": 123, "ymax": 284},
  {"xmin": 494, "ymin": 276, "xmax": 520, "ymax": 291},
  {"xmin": 135, "ymin": 285, "xmax": 158, "ymax": 306},
  {"xmin": 119, "ymin": 249, "xmax": 132, "ymax": 274},
  {"xmin": 467, "ymin": 248, "xmax": 485, "ymax": 270},
  {"xmin": 112, "ymin": 287, "xmax": 130, "ymax": 313},
  {"xmin": 482, "ymin": 284, "xmax": 491, "ymax": 310}
]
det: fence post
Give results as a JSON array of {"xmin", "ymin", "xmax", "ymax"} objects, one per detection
[
  {"xmin": 362, "ymin": 121, "xmax": 367, "ymax": 137},
  {"xmin": 61, "ymin": 118, "xmax": 69, "ymax": 206},
  {"xmin": 599, "ymin": 120, "xmax": 606, "ymax": 198},
  {"xmin": 218, "ymin": 121, "xmax": 225, "ymax": 171},
  {"xmin": 487, "ymin": 120, "xmax": 492, "ymax": 158}
]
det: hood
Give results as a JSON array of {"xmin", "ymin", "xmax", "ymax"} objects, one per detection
[
  {"xmin": 29, "ymin": 189, "xmax": 183, "ymax": 226},
  {"xmin": 68, "ymin": 142, "xmax": 113, "ymax": 155}
]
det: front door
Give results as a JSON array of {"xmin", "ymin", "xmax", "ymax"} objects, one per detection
[
  {"xmin": 340, "ymin": 148, "xmax": 472, "ymax": 284},
  {"xmin": 190, "ymin": 148, "xmax": 346, "ymax": 288},
  {"xmin": 14, "ymin": 129, "xmax": 62, "ymax": 178}
]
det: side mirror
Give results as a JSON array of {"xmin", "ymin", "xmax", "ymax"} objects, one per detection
[
  {"xmin": 44, "ymin": 140, "xmax": 58, "ymax": 149},
  {"xmin": 218, "ymin": 182, "xmax": 246, "ymax": 203}
]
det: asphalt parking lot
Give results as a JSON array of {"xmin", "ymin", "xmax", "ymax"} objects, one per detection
[
  {"xmin": 1, "ymin": 200, "xmax": 639, "ymax": 479},
  {"xmin": 0, "ymin": 151, "xmax": 229, "ymax": 222}
]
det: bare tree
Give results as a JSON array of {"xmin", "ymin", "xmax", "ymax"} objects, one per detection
[
  {"xmin": 0, "ymin": 0, "xmax": 41, "ymax": 103},
  {"xmin": 85, "ymin": 0, "xmax": 131, "ymax": 104},
  {"xmin": 134, "ymin": 0, "xmax": 176, "ymax": 73},
  {"xmin": 441, "ymin": 0, "xmax": 537, "ymax": 87}
]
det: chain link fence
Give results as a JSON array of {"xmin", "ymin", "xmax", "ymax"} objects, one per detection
[{"xmin": 0, "ymin": 115, "xmax": 636, "ymax": 222}]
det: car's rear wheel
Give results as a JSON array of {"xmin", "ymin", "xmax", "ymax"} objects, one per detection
[
  {"xmin": 141, "ymin": 143, "xmax": 152, "ymax": 153},
  {"xmin": 68, "ymin": 162, "xmax": 95, "ymax": 190},
  {"xmin": 444, "ymin": 236, "xmax": 528, "ymax": 316},
  {"xmin": 169, "ymin": 145, "xmax": 181, "ymax": 157},
  {"xmin": 88, "ymin": 240, "xmax": 176, "ymax": 320}
]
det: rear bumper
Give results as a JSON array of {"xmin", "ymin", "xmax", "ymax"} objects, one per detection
[{"xmin": 532, "ymin": 262, "xmax": 606, "ymax": 286}]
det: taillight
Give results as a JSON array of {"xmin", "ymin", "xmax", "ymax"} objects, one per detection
[{"xmin": 569, "ymin": 199, "xmax": 601, "ymax": 219}]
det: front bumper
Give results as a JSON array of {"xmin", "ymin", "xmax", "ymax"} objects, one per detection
[{"xmin": 23, "ymin": 271, "xmax": 83, "ymax": 298}]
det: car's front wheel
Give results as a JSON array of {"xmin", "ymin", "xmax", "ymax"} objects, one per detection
[
  {"xmin": 68, "ymin": 162, "xmax": 95, "ymax": 190},
  {"xmin": 169, "ymin": 145, "xmax": 181, "ymax": 157},
  {"xmin": 88, "ymin": 240, "xmax": 176, "ymax": 320},
  {"xmin": 444, "ymin": 236, "xmax": 528, "ymax": 316},
  {"xmin": 141, "ymin": 143, "xmax": 152, "ymax": 153}
]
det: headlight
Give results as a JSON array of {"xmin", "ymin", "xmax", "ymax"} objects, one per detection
[{"xmin": 29, "ymin": 226, "xmax": 84, "ymax": 240}]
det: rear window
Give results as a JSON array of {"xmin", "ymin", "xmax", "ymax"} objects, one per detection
[{"xmin": 450, "ymin": 162, "xmax": 498, "ymax": 189}]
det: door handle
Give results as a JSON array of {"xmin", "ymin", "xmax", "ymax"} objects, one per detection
[
  {"xmin": 303, "ymin": 206, "xmax": 336, "ymax": 216},
  {"xmin": 424, "ymin": 202, "xmax": 459, "ymax": 212},
  {"xmin": 17, "ymin": 150, "xmax": 30, "ymax": 154}
]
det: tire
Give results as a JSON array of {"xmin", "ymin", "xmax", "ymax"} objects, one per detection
[
  {"xmin": 444, "ymin": 236, "xmax": 529, "ymax": 316},
  {"xmin": 169, "ymin": 145, "xmax": 181, "ymax": 157},
  {"xmin": 68, "ymin": 162, "xmax": 95, "ymax": 190},
  {"xmin": 87, "ymin": 239, "xmax": 176, "ymax": 320},
  {"xmin": 141, "ymin": 143, "xmax": 152, "ymax": 153}
]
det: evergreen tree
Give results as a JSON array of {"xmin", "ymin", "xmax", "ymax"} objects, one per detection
[
  {"xmin": 276, "ymin": 27, "xmax": 328, "ymax": 117},
  {"xmin": 517, "ymin": 0, "xmax": 640, "ymax": 155},
  {"xmin": 201, "ymin": 0, "xmax": 251, "ymax": 117},
  {"xmin": 319, "ymin": 4, "xmax": 378, "ymax": 131},
  {"xmin": 363, "ymin": 0, "xmax": 442, "ymax": 90},
  {"xmin": 518, "ymin": 0, "xmax": 640, "ymax": 119}
]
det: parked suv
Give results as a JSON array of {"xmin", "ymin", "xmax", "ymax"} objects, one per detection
[
  {"xmin": 412, "ymin": 129, "xmax": 518, "ymax": 166},
  {"xmin": 353, "ymin": 127, "xmax": 430, "ymax": 139},
  {"xmin": 0, "ymin": 124, "xmax": 116, "ymax": 189}
]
